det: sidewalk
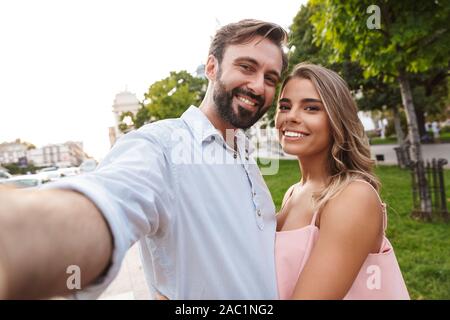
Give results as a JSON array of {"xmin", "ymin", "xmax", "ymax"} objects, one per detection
[
  {"xmin": 370, "ymin": 143, "xmax": 450, "ymax": 168},
  {"xmin": 256, "ymin": 143, "xmax": 450, "ymax": 168},
  {"xmin": 98, "ymin": 243, "xmax": 151, "ymax": 300}
]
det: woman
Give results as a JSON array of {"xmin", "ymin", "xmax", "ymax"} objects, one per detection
[{"xmin": 274, "ymin": 63, "xmax": 409, "ymax": 299}]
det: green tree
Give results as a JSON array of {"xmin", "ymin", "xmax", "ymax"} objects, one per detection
[
  {"xmin": 136, "ymin": 71, "xmax": 207, "ymax": 127},
  {"xmin": 288, "ymin": 3, "xmax": 331, "ymax": 69},
  {"xmin": 3, "ymin": 163, "xmax": 41, "ymax": 175},
  {"xmin": 288, "ymin": 3, "xmax": 406, "ymax": 142},
  {"xmin": 134, "ymin": 102, "xmax": 151, "ymax": 129},
  {"xmin": 118, "ymin": 111, "xmax": 136, "ymax": 134},
  {"xmin": 410, "ymin": 68, "xmax": 449, "ymax": 137},
  {"xmin": 310, "ymin": 0, "xmax": 450, "ymax": 217}
]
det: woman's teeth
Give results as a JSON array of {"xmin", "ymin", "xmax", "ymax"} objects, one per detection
[{"xmin": 283, "ymin": 130, "xmax": 308, "ymax": 138}]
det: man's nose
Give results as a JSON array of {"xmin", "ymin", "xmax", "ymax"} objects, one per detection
[{"xmin": 247, "ymin": 73, "xmax": 265, "ymax": 97}]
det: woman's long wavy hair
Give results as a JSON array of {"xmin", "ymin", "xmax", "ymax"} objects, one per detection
[{"xmin": 279, "ymin": 62, "xmax": 381, "ymax": 212}]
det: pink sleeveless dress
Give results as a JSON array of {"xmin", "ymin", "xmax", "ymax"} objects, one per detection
[{"xmin": 275, "ymin": 180, "xmax": 410, "ymax": 300}]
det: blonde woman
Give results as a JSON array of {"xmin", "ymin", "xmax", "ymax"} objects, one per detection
[{"xmin": 275, "ymin": 63, "xmax": 410, "ymax": 299}]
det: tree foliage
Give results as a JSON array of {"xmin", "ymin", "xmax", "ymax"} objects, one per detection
[
  {"xmin": 308, "ymin": 0, "xmax": 450, "ymax": 215},
  {"xmin": 310, "ymin": 0, "xmax": 449, "ymax": 78},
  {"xmin": 135, "ymin": 71, "xmax": 207, "ymax": 128}
]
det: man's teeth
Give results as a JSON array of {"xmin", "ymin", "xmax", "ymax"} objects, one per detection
[
  {"xmin": 284, "ymin": 131, "xmax": 307, "ymax": 138},
  {"xmin": 237, "ymin": 96, "xmax": 256, "ymax": 106}
]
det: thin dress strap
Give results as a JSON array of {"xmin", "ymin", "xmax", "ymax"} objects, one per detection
[
  {"xmin": 310, "ymin": 209, "xmax": 320, "ymax": 227},
  {"xmin": 353, "ymin": 179, "xmax": 387, "ymax": 233},
  {"xmin": 278, "ymin": 183, "xmax": 297, "ymax": 216}
]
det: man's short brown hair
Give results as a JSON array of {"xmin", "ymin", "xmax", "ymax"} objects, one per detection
[{"xmin": 208, "ymin": 19, "xmax": 289, "ymax": 75}]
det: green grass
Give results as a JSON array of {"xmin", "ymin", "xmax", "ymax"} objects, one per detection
[
  {"xmin": 262, "ymin": 160, "xmax": 450, "ymax": 300},
  {"xmin": 369, "ymin": 136, "xmax": 399, "ymax": 145},
  {"xmin": 439, "ymin": 132, "xmax": 450, "ymax": 143},
  {"xmin": 369, "ymin": 133, "xmax": 450, "ymax": 145}
]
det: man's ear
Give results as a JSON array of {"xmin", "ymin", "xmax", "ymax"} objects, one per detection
[{"xmin": 205, "ymin": 55, "xmax": 219, "ymax": 81}]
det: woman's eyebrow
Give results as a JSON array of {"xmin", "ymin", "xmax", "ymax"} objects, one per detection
[
  {"xmin": 301, "ymin": 98, "xmax": 323, "ymax": 104},
  {"xmin": 279, "ymin": 97, "xmax": 323, "ymax": 104}
]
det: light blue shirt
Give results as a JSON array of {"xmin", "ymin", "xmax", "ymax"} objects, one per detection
[{"xmin": 44, "ymin": 106, "xmax": 278, "ymax": 299}]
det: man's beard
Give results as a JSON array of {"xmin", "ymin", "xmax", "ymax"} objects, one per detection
[{"xmin": 212, "ymin": 77, "xmax": 267, "ymax": 130}]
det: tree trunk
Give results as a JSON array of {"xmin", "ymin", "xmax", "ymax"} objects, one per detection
[
  {"xmin": 415, "ymin": 107, "xmax": 427, "ymax": 139},
  {"xmin": 392, "ymin": 104, "xmax": 404, "ymax": 145},
  {"xmin": 398, "ymin": 70, "xmax": 432, "ymax": 219}
]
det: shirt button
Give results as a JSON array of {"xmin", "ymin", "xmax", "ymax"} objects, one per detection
[{"xmin": 257, "ymin": 209, "xmax": 261, "ymax": 216}]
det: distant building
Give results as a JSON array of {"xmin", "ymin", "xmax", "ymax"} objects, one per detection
[
  {"xmin": 195, "ymin": 64, "xmax": 206, "ymax": 79},
  {"xmin": 108, "ymin": 126, "xmax": 117, "ymax": 149},
  {"xmin": 358, "ymin": 111, "xmax": 376, "ymax": 131},
  {"xmin": 27, "ymin": 141, "xmax": 89, "ymax": 168},
  {"xmin": 109, "ymin": 90, "xmax": 141, "ymax": 146},
  {"xmin": 0, "ymin": 140, "xmax": 28, "ymax": 164}
]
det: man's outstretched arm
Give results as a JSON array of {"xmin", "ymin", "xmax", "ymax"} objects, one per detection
[{"xmin": 0, "ymin": 187, "xmax": 113, "ymax": 299}]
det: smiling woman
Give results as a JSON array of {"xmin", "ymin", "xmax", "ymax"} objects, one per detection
[{"xmin": 274, "ymin": 63, "xmax": 410, "ymax": 300}]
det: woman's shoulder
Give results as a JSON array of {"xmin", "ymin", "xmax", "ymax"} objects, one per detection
[
  {"xmin": 340, "ymin": 179, "xmax": 381, "ymax": 204},
  {"xmin": 319, "ymin": 179, "xmax": 383, "ymax": 236}
]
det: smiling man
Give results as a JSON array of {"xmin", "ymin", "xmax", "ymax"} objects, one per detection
[{"xmin": 0, "ymin": 19, "xmax": 288, "ymax": 300}]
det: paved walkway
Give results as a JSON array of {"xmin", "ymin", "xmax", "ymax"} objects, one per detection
[
  {"xmin": 257, "ymin": 143, "xmax": 450, "ymax": 168},
  {"xmin": 98, "ymin": 243, "xmax": 151, "ymax": 300},
  {"xmin": 370, "ymin": 143, "xmax": 450, "ymax": 168}
]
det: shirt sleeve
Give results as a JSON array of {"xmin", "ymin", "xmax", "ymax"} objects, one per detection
[{"xmin": 40, "ymin": 128, "xmax": 173, "ymax": 299}]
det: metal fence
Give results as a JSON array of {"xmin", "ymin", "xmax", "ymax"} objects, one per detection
[{"xmin": 410, "ymin": 159, "xmax": 449, "ymax": 222}]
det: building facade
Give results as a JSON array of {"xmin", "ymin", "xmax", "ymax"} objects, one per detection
[
  {"xmin": 27, "ymin": 141, "xmax": 88, "ymax": 168},
  {"xmin": 0, "ymin": 141, "xmax": 28, "ymax": 165},
  {"xmin": 109, "ymin": 90, "xmax": 141, "ymax": 146}
]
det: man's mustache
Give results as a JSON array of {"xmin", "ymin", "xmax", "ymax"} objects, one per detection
[{"xmin": 232, "ymin": 88, "xmax": 265, "ymax": 108}]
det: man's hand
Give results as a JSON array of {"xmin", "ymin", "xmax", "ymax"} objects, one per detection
[
  {"xmin": 0, "ymin": 186, "xmax": 113, "ymax": 299},
  {"xmin": 155, "ymin": 293, "xmax": 169, "ymax": 300}
]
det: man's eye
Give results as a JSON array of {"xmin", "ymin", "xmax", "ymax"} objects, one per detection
[
  {"xmin": 279, "ymin": 105, "xmax": 290, "ymax": 110},
  {"xmin": 240, "ymin": 64, "xmax": 251, "ymax": 71},
  {"xmin": 265, "ymin": 77, "xmax": 277, "ymax": 86}
]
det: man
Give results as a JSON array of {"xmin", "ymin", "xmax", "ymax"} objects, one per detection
[{"xmin": 0, "ymin": 19, "xmax": 288, "ymax": 299}]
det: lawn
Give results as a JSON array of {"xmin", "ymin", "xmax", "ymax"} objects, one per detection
[
  {"xmin": 261, "ymin": 159, "xmax": 450, "ymax": 300},
  {"xmin": 440, "ymin": 132, "xmax": 450, "ymax": 143},
  {"xmin": 369, "ymin": 133, "xmax": 450, "ymax": 145},
  {"xmin": 369, "ymin": 136, "xmax": 399, "ymax": 145}
]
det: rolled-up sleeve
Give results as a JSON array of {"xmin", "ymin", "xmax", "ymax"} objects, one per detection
[{"xmin": 41, "ymin": 128, "xmax": 173, "ymax": 299}]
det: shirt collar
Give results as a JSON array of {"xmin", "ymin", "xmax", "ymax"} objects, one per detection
[
  {"xmin": 181, "ymin": 106, "xmax": 221, "ymax": 144},
  {"xmin": 181, "ymin": 105, "xmax": 254, "ymax": 154}
]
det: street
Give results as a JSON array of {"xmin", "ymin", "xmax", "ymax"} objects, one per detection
[{"xmin": 370, "ymin": 143, "xmax": 450, "ymax": 168}]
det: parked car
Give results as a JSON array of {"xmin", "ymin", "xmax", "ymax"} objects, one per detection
[
  {"xmin": 0, "ymin": 174, "xmax": 45, "ymax": 188},
  {"xmin": 0, "ymin": 171, "xmax": 12, "ymax": 180},
  {"xmin": 58, "ymin": 167, "xmax": 80, "ymax": 177},
  {"xmin": 37, "ymin": 166, "xmax": 62, "ymax": 182}
]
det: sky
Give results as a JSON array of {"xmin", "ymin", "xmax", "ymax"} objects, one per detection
[{"xmin": 0, "ymin": 1, "xmax": 375, "ymax": 162}]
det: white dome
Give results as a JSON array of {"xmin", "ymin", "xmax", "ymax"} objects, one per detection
[{"xmin": 112, "ymin": 90, "xmax": 140, "ymax": 114}]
